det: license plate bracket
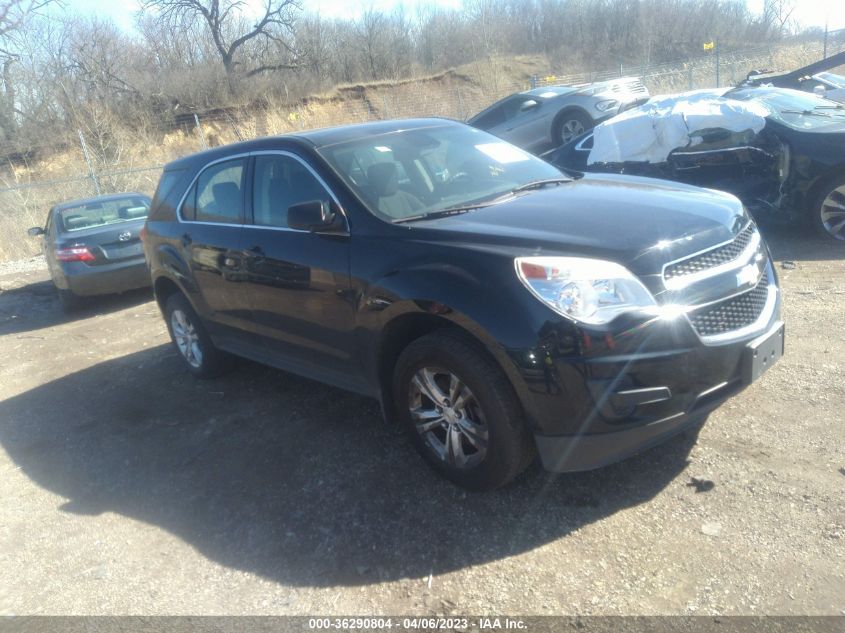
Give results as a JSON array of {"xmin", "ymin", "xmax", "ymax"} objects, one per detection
[
  {"xmin": 742, "ymin": 321, "xmax": 784, "ymax": 384},
  {"xmin": 104, "ymin": 242, "xmax": 142, "ymax": 260}
]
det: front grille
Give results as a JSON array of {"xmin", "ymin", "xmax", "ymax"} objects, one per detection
[
  {"xmin": 689, "ymin": 274, "xmax": 770, "ymax": 337},
  {"xmin": 664, "ymin": 224, "xmax": 755, "ymax": 280}
]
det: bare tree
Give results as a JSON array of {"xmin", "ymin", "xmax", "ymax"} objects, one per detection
[
  {"xmin": 140, "ymin": 0, "xmax": 303, "ymax": 95},
  {"xmin": 0, "ymin": 0, "xmax": 56, "ymax": 144}
]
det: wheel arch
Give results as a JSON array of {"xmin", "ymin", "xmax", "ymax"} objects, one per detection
[
  {"xmin": 374, "ymin": 308, "xmax": 530, "ymax": 427},
  {"xmin": 804, "ymin": 166, "xmax": 845, "ymax": 213},
  {"xmin": 153, "ymin": 274, "xmax": 186, "ymax": 315}
]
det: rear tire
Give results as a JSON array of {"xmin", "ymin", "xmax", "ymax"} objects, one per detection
[
  {"xmin": 57, "ymin": 288, "xmax": 83, "ymax": 313},
  {"xmin": 164, "ymin": 293, "xmax": 231, "ymax": 378},
  {"xmin": 810, "ymin": 172, "xmax": 845, "ymax": 241},
  {"xmin": 393, "ymin": 330, "xmax": 535, "ymax": 490}
]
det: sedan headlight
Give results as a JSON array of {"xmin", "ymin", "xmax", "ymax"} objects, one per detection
[
  {"xmin": 595, "ymin": 99, "xmax": 619, "ymax": 112},
  {"xmin": 515, "ymin": 256, "xmax": 656, "ymax": 325}
]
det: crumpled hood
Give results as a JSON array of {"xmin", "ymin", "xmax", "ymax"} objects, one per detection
[{"xmin": 410, "ymin": 173, "xmax": 747, "ymax": 275}]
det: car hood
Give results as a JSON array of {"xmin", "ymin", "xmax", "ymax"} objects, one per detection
[{"xmin": 410, "ymin": 174, "xmax": 747, "ymax": 275}]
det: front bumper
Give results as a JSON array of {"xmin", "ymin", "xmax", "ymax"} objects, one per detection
[
  {"xmin": 60, "ymin": 258, "xmax": 151, "ymax": 296},
  {"xmin": 511, "ymin": 291, "xmax": 783, "ymax": 473}
]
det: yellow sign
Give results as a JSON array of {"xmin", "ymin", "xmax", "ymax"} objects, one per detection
[{"xmin": 703, "ymin": 41, "xmax": 715, "ymax": 51}]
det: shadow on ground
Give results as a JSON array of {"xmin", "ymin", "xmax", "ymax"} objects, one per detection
[
  {"xmin": 0, "ymin": 273, "xmax": 153, "ymax": 336},
  {"xmin": 757, "ymin": 221, "xmax": 845, "ymax": 262},
  {"xmin": 0, "ymin": 344, "xmax": 701, "ymax": 587}
]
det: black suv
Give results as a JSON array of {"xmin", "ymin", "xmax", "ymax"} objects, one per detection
[{"xmin": 144, "ymin": 118, "xmax": 784, "ymax": 489}]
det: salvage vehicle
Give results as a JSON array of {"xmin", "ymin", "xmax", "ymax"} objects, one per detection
[
  {"xmin": 742, "ymin": 50, "xmax": 845, "ymax": 104},
  {"xmin": 467, "ymin": 77, "xmax": 649, "ymax": 152},
  {"xmin": 28, "ymin": 193, "xmax": 151, "ymax": 310},
  {"xmin": 144, "ymin": 119, "xmax": 783, "ymax": 489},
  {"xmin": 550, "ymin": 87, "xmax": 845, "ymax": 240}
]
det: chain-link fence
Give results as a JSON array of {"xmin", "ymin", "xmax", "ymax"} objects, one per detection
[
  {"xmin": 2, "ymin": 33, "xmax": 844, "ymax": 264},
  {"xmin": 0, "ymin": 166, "xmax": 162, "ymax": 263}
]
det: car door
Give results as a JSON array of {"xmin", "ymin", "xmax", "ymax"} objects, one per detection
[
  {"xmin": 238, "ymin": 151, "xmax": 360, "ymax": 391},
  {"xmin": 503, "ymin": 97, "xmax": 549, "ymax": 149},
  {"xmin": 178, "ymin": 157, "xmax": 253, "ymax": 335}
]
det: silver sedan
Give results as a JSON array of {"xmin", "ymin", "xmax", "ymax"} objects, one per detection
[{"xmin": 468, "ymin": 78, "xmax": 649, "ymax": 154}]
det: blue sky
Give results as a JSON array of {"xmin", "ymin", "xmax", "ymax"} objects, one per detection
[{"xmin": 57, "ymin": 0, "xmax": 845, "ymax": 33}]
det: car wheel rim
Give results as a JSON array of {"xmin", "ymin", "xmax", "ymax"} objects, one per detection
[
  {"xmin": 561, "ymin": 119, "xmax": 585, "ymax": 143},
  {"xmin": 408, "ymin": 367, "xmax": 488, "ymax": 469},
  {"xmin": 171, "ymin": 309, "xmax": 203, "ymax": 368},
  {"xmin": 820, "ymin": 185, "xmax": 845, "ymax": 240}
]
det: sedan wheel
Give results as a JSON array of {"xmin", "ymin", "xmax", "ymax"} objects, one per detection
[
  {"xmin": 408, "ymin": 367, "xmax": 488, "ymax": 469},
  {"xmin": 819, "ymin": 183, "xmax": 845, "ymax": 241},
  {"xmin": 560, "ymin": 119, "xmax": 585, "ymax": 144},
  {"xmin": 555, "ymin": 111, "xmax": 594, "ymax": 147},
  {"xmin": 170, "ymin": 308, "xmax": 203, "ymax": 368}
]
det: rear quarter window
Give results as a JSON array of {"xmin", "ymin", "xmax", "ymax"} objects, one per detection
[{"xmin": 149, "ymin": 169, "xmax": 187, "ymax": 220}]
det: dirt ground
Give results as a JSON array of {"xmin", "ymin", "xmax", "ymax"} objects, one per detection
[{"xmin": 0, "ymin": 224, "xmax": 843, "ymax": 616}]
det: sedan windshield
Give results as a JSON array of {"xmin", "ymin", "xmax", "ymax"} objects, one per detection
[
  {"xmin": 317, "ymin": 124, "xmax": 563, "ymax": 222},
  {"xmin": 729, "ymin": 87, "xmax": 845, "ymax": 131},
  {"xmin": 58, "ymin": 196, "xmax": 150, "ymax": 232}
]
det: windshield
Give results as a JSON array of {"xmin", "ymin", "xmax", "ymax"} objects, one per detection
[
  {"xmin": 58, "ymin": 196, "xmax": 150, "ymax": 232},
  {"xmin": 317, "ymin": 124, "xmax": 563, "ymax": 222},
  {"xmin": 729, "ymin": 87, "xmax": 845, "ymax": 131}
]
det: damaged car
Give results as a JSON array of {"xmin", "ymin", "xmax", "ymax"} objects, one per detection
[
  {"xmin": 550, "ymin": 87, "xmax": 845, "ymax": 240},
  {"xmin": 467, "ymin": 77, "xmax": 649, "ymax": 153},
  {"xmin": 742, "ymin": 50, "xmax": 845, "ymax": 104}
]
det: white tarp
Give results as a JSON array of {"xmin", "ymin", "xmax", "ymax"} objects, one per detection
[{"xmin": 587, "ymin": 89, "xmax": 771, "ymax": 165}]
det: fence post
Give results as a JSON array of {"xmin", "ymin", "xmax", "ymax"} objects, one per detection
[
  {"xmin": 530, "ymin": 74, "xmax": 538, "ymax": 89},
  {"xmin": 77, "ymin": 129, "xmax": 101, "ymax": 196},
  {"xmin": 193, "ymin": 113, "xmax": 208, "ymax": 150},
  {"xmin": 456, "ymin": 87, "xmax": 466, "ymax": 121},
  {"xmin": 715, "ymin": 43, "xmax": 720, "ymax": 88}
]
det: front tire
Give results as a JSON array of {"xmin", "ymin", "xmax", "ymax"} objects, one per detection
[
  {"xmin": 555, "ymin": 110, "xmax": 593, "ymax": 146},
  {"xmin": 393, "ymin": 330, "xmax": 534, "ymax": 490},
  {"xmin": 810, "ymin": 173, "xmax": 845, "ymax": 241},
  {"xmin": 164, "ymin": 293, "xmax": 230, "ymax": 378}
]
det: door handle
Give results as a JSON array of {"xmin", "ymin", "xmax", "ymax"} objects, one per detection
[{"xmin": 180, "ymin": 233, "xmax": 192, "ymax": 247}]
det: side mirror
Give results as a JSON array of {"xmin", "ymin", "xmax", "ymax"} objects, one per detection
[
  {"xmin": 520, "ymin": 100, "xmax": 539, "ymax": 112},
  {"xmin": 287, "ymin": 200, "xmax": 344, "ymax": 232},
  {"xmin": 27, "ymin": 226, "xmax": 45, "ymax": 236}
]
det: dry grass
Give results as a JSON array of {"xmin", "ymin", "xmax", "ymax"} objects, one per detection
[{"xmin": 0, "ymin": 42, "xmax": 842, "ymax": 264}]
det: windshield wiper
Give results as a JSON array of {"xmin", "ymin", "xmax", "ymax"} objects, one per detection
[
  {"xmin": 392, "ymin": 204, "xmax": 488, "ymax": 224},
  {"xmin": 780, "ymin": 109, "xmax": 834, "ymax": 117},
  {"xmin": 511, "ymin": 177, "xmax": 572, "ymax": 193}
]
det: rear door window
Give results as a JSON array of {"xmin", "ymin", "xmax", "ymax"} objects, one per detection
[{"xmin": 185, "ymin": 159, "xmax": 246, "ymax": 224}]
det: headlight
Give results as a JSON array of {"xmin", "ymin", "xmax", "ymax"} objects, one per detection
[
  {"xmin": 515, "ymin": 256, "xmax": 656, "ymax": 325},
  {"xmin": 595, "ymin": 99, "xmax": 619, "ymax": 112}
]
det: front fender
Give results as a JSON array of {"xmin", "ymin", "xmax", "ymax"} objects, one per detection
[{"xmin": 355, "ymin": 257, "xmax": 573, "ymax": 428}]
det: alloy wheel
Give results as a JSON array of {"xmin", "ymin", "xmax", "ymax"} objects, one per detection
[
  {"xmin": 561, "ymin": 119, "xmax": 585, "ymax": 144},
  {"xmin": 820, "ymin": 184, "xmax": 845, "ymax": 240},
  {"xmin": 171, "ymin": 309, "xmax": 203, "ymax": 368},
  {"xmin": 408, "ymin": 367, "xmax": 488, "ymax": 469}
]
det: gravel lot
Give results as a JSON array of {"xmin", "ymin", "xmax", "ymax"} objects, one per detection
[{"xmin": 0, "ymin": 225, "xmax": 843, "ymax": 616}]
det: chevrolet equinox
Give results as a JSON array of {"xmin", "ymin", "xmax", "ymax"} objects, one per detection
[{"xmin": 143, "ymin": 119, "xmax": 784, "ymax": 489}]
